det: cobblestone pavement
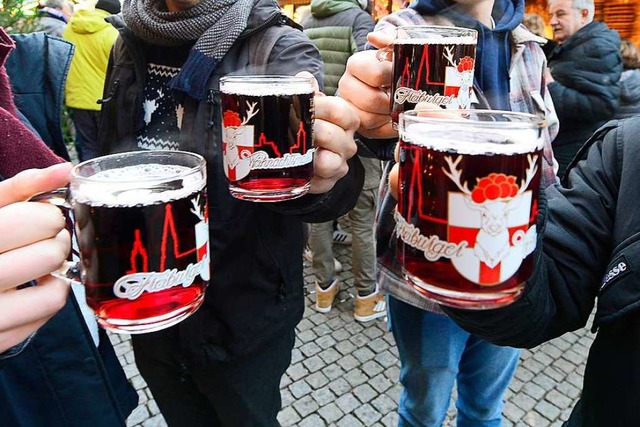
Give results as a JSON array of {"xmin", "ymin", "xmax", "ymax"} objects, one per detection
[{"xmin": 114, "ymin": 243, "xmax": 594, "ymax": 427}]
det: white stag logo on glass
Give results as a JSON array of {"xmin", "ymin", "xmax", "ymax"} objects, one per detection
[
  {"xmin": 443, "ymin": 46, "xmax": 475, "ymax": 109},
  {"xmin": 443, "ymin": 154, "xmax": 538, "ymax": 285},
  {"xmin": 222, "ymin": 101, "xmax": 259, "ymax": 181}
]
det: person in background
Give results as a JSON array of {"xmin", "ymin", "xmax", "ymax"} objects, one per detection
[
  {"xmin": 522, "ymin": 12, "xmax": 556, "ymax": 58},
  {"xmin": 37, "ymin": 0, "xmax": 73, "ymax": 38},
  {"xmin": 0, "ymin": 26, "xmax": 138, "ymax": 427},
  {"xmin": 63, "ymin": 0, "xmax": 120, "ymax": 161},
  {"xmin": 614, "ymin": 39, "xmax": 640, "ymax": 120},
  {"xmin": 339, "ymin": 0, "xmax": 559, "ymax": 425},
  {"xmin": 546, "ymin": 0, "xmax": 621, "ymax": 177},
  {"xmin": 96, "ymin": 0, "xmax": 364, "ymax": 425},
  {"xmin": 302, "ymin": 0, "xmax": 386, "ymax": 322}
]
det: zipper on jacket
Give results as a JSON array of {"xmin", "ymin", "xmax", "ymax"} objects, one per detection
[
  {"xmin": 97, "ymin": 80, "xmax": 120, "ymax": 105},
  {"xmin": 278, "ymin": 282, "xmax": 286, "ymax": 301},
  {"xmin": 207, "ymin": 89, "xmax": 217, "ymax": 129}
]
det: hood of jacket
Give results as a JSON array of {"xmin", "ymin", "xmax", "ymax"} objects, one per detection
[
  {"xmin": 311, "ymin": 0, "xmax": 362, "ymax": 18},
  {"xmin": 69, "ymin": 8, "xmax": 113, "ymax": 34},
  {"xmin": 620, "ymin": 69, "xmax": 640, "ymax": 103}
]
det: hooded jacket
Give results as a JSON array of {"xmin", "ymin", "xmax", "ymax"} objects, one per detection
[
  {"xmin": 301, "ymin": 0, "xmax": 374, "ymax": 96},
  {"xmin": 547, "ymin": 21, "xmax": 622, "ymax": 146},
  {"xmin": 614, "ymin": 69, "xmax": 640, "ymax": 120},
  {"xmin": 98, "ymin": 0, "xmax": 364, "ymax": 364},
  {"xmin": 63, "ymin": 8, "xmax": 119, "ymax": 110}
]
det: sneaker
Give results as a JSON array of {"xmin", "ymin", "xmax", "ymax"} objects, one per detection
[
  {"xmin": 332, "ymin": 226, "xmax": 352, "ymax": 245},
  {"xmin": 315, "ymin": 278, "xmax": 339, "ymax": 313},
  {"xmin": 303, "ymin": 246, "xmax": 342, "ymax": 272},
  {"xmin": 354, "ymin": 291, "xmax": 387, "ymax": 322}
]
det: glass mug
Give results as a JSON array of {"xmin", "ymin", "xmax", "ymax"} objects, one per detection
[
  {"xmin": 35, "ymin": 150, "xmax": 209, "ymax": 333},
  {"xmin": 396, "ymin": 110, "xmax": 545, "ymax": 309},
  {"xmin": 219, "ymin": 75, "xmax": 315, "ymax": 202},
  {"xmin": 381, "ymin": 25, "xmax": 478, "ymax": 124}
]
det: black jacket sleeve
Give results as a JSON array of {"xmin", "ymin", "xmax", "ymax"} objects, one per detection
[{"xmin": 442, "ymin": 121, "xmax": 624, "ymax": 348}]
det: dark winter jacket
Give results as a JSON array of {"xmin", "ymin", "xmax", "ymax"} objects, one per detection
[
  {"xmin": 98, "ymin": 0, "xmax": 364, "ymax": 366},
  {"xmin": 443, "ymin": 118, "xmax": 640, "ymax": 426},
  {"xmin": 547, "ymin": 21, "xmax": 622, "ymax": 147},
  {"xmin": 614, "ymin": 69, "xmax": 640, "ymax": 119},
  {"xmin": 301, "ymin": 0, "xmax": 374, "ymax": 95},
  {"xmin": 0, "ymin": 29, "xmax": 137, "ymax": 427},
  {"xmin": 5, "ymin": 32, "xmax": 73, "ymax": 160}
]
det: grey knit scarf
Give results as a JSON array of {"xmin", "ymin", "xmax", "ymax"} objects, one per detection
[{"xmin": 123, "ymin": 0, "xmax": 255, "ymax": 100}]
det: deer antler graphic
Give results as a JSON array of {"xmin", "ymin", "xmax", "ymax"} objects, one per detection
[
  {"xmin": 442, "ymin": 155, "xmax": 472, "ymax": 195},
  {"xmin": 443, "ymin": 46, "xmax": 458, "ymax": 68},
  {"xmin": 190, "ymin": 195, "xmax": 204, "ymax": 221},
  {"xmin": 240, "ymin": 101, "xmax": 259, "ymax": 126},
  {"xmin": 516, "ymin": 154, "xmax": 539, "ymax": 195}
]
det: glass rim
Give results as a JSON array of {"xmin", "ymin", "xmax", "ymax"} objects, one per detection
[
  {"xmin": 219, "ymin": 75, "xmax": 315, "ymax": 85},
  {"xmin": 71, "ymin": 150, "xmax": 206, "ymax": 184},
  {"xmin": 396, "ymin": 25, "xmax": 478, "ymax": 39},
  {"xmin": 399, "ymin": 109, "xmax": 546, "ymax": 130}
]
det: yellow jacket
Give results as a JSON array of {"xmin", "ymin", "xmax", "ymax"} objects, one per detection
[{"xmin": 63, "ymin": 9, "xmax": 118, "ymax": 110}]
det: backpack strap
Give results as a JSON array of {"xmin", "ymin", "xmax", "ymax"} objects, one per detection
[{"xmin": 248, "ymin": 17, "xmax": 297, "ymax": 74}]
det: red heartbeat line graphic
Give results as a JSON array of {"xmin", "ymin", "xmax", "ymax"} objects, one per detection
[
  {"xmin": 127, "ymin": 204, "xmax": 197, "ymax": 274},
  {"xmin": 256, "ymin": 122, "xmax": 308, "ymax": 157},
  {"xmin": 401, "ymin": 45, "xmax": 446, "ymax": 90},
  {"xmin": 401, "ymin": 146, "xmax": 447, "ymax": 225}
]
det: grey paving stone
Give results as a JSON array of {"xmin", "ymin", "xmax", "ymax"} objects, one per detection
[
  {"xmin": 353, "ymin": 383, "xmax": 378, "ymax": 404},
  {"xmin": 290, "ymin": 379, "xmax": 313, "ymax": 399},
  {"xmin": 278, "ymin": 406, "xmax": 301, "ymax": 427},
  {"xmin": 318, "ymin": 402, "xmax": 343, "ymax": 424},
  {"xmin": 354, "ymin": 403, "xmax": 382, "ymax": 425},
  {"xmin": 311, "ymin": 387, "xmax": 337, "ymax": 406},
  {"xmin": 293, "ymin": 395, "xmax": 320, "ymax": 418},
  {"xmin": 336, "ymin": 413, "xmax": 364, "ymax": 427},
  {"xmin": 335, "ymin": 393, "xmax": 360, "ymax": 414}
]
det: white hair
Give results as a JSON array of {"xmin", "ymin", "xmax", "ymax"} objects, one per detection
[{"xmin": 549, "ymin": 0, "xmax": 595, "ymax": 22}]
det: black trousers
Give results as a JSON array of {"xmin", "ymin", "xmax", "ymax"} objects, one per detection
[
  {"xmin": 131, "ymin": 326, "xmax": 295, "ymax": 427},
  {"xmin": 69, "ymin": 108, "xmax": 101, "ymax": 162}
]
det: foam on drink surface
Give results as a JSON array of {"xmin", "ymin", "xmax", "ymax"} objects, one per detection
[
  {"xmin": 73, "ymin": 163, "xmax": 205, "ymax": 207},
  {"xmin": 402, "ymin": 123, "xmax": 542, "ymax": 155},
  {"xmin": 395, "ymin": 37, "xmax": 477, "ymax": 45},
  {"xmin": 220, "ymin": 80, "xmax": 314, "ymax": 96}
]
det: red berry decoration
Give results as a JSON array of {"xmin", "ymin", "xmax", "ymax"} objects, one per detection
[
  {"xmin": 457, "ymin": 56, "xmax": 474, "ymax": 73},
  {"xmin": 471, "ymin": 173, "xmax": 519, "ymax": 203},
  {"xmin": 223, "ymin": 110, "xmax": 242, "ymax": 127}
]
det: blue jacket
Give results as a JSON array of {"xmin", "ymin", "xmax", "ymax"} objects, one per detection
[
  {"xmin": 0, "ymin": 295, "xmax": 139, "ymax": 427},
  {"xmin": 5, "ymin": 32, "xmax": 73, "ymax": 160}
]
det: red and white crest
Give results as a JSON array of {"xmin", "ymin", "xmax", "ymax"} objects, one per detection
[
  {"xmin": 443, "ymin": 47, "xmax": 475, "ymax": 109},
  {"xmin": 443, "ymin": 155, "xmax": 538, "ymax": 286},
  {"xmin": 222, "ymin": 101, "xmax": 259, "ymax": 181}
]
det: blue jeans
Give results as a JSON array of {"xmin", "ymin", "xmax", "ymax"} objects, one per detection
[{"xmin": 388, "ymin": 296, "xmax": 520, "ymax": 427}]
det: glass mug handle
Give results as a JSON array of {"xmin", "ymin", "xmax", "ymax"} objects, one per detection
[{"xmin": 29, "ymin": 187, "xmax": 82, "ymax": 283}]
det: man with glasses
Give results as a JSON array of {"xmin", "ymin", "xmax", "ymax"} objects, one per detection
[{"xmin": 546, "ymin": 0, "xmax": 621, "ymax": 176}]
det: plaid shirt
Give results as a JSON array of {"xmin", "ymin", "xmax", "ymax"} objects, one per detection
[{"xmin": 375, "ymin": 8, "xmax": 559, "ymax": 313}]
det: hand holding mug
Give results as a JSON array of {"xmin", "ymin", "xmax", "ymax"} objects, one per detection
[{"xmin": 0, "ymin": 163, "xmax": 72, "ymax": 352}]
